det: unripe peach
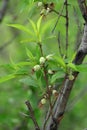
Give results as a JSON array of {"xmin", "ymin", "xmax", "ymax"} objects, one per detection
[
  {"xmin": 39, "ymin": 57, "xmax": 46, "ymax": 64},
  {"xmin": 37, "ymin": 2, "xmax": 43, "ymax": 7},
  {"xmin": 41, "ymin": 98, "xmax": 46, "ymax": 105},
  {"xmin": 33, "ymin": 65, "xmax": 40, "ymax": 71}
]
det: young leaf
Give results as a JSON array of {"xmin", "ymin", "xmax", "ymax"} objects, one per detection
[
  {"xmin": 29, "ymin": 19, "xmax": 37, "ymax": 35},
  {"xmin": 51, "ymin": 71, "xmax": 64, "ymax": 84},
  {"xmin": 54, "ymin": 56, "xmax": 66, "ymax": 68},
  {"xmin": 37, "ymin": 16, "xmax": 42, "ymax": 33},
  {"xmin": 70, "ymin": 52, "xmax": 76, "ymax": 62},
  {"xmin": 0, "ymin": 74, "xmax": 15, "ymax": 83},
  {"xmin": 0, "ymin": 64, "xmax": 15, "ymax": 71},
  {"xmin": 76, "ymin": 64, "xmax": 87, "ymax": 72},
  {"xmin": 20, "ymin": 39, "xmax": 37, "ymax": 43},
  {"xmin": 34, "ymin": 45, "xmax": 41, "ymax": 60},
  {"xmin": 7, "ymin": 24, "xmax": 33, "ymax": 36},
  {"xmin": 26, "ymin": 48, "xmax": 35, "ymax": 61},
  {"xmin": 16, "ymin": 61, "xmax": 33, "ymax": 67},
  {"xmin": 19, "ymin": 76, "xmax": 38, "ymax": 87},
  {"xmin": 15, "ymin": 67, "xmax": 29, "ymax": 75},
  {"xmin": 40, "ymin": 17, "xmax": 57, "ymax": 37},
  {"xmin": 67, "ymin": 63, "xmax": 78, "ymax": 71}
]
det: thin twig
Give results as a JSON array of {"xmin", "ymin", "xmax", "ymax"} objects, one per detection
[
  {"xmin": 39, "ymin": 43, "xmax": 43, "ymax": 56},
  {"xmin": 52, "ymin": 3, "xmax": 65, "ymax": 33},
  {"xmin": 25, "ymin": 101, "xmax": 40, "ymax": 130},
  {"xmin": 65, "ymin": 0, "xmax": 69, "ymax": 58},
  {"xmin": 42, "ymin": 66, "xmax": 53, "ymax": 130},
  {"xmin": 42, "ymin": 98, "xmax": 57, "ymax": 130},
  {"xmin": 43, "ymin": 108, "xmax": 50, "ymax": 130},
  {"xmin": 58, "ymin": 32, "xmax": 63, "ymax": 57},
  {"xmin": 51, "ymin": 9, "xmax": 65, "ymax": 18},
  {"xmin": 43, "ymin": 107, "xmax": 53, "ymax": 130},
  {"xmin": 38, "ymin": 42, "xmax": 53, "ymax": 130}
]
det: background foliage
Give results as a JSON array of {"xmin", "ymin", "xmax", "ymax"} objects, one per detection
[{"xmin": 0, "ymin": 0, "xmax": 87, "ymax": 130}]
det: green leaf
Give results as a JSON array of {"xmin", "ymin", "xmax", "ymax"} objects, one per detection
[
  {"xmin": 29, "ymin": 19, "xmax": 37, "ymax": 35},
  {"xmin": 51, "ymin": 71, "xmax": 64, "ymax": 84},
  {"xmin": 0, "ymin": 64, "xmax": 15, "ymax": 71},
  {"xmin": 54, "ymin": 56, "xmax": 66, "ymax": 68},
  {"xmin": 34, "ymin": 45, "xmax": 41, "ymax": 60},
  {"xmin": 70, "ymin": 52, "xmax": 76, "ymax": 62},
  {"xmin": 76, "ymin": 64, "xmax": 87, "ymax": 72},
  {"xmin": 26, "ymin": 48, "xmax": 35, "ymax": 61},
  {"xmin": 0, "ymin": 74, "xmax": 15, "ymax": 83},
  {"xmin": 37, "ymin": 16, "xmax": 42, "ymax": 33},
  {"xmin": 15, "ymin": 68, "xmax": 29, "ymax": 75},
  {"xmin": 16, "ymin": 61, "xmax": 34, "ymax": 67},
  {"xmin": 20, "ymin": 39, "xmax": 37, "ymax": 43},
  {"xmin": 67, "ymin": 63, "xmax": 78, "ymax": 71},
  {"xmin": 7, "ymin": 24, "xmax": 33, "ymax": 36},
  {"xmin": 44, "ymin": 35, "xmax": 56, "ymax": 40},
  {"xmin": 41, "ymin": 17, "xmax": 57, "ymax": 36},
  {"xmin": 19, "ymin": 76, "xmax": 38, "ymax": 87}
]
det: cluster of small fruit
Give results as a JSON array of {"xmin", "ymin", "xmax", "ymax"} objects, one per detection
[{"xmin": 37, "ymin": 2, "xmax": 55, "ymax": 16}]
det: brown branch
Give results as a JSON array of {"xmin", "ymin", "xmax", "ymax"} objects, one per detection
[
  {"xmin": 44, "ymin": 22, "xmax": 87, "ymax": 130},
  {"xmin": 0, "ymin": 0, "xmax": 9, "ymax": 22},
  {"xmin": 25, "ymin": 101, "xmax": 40, "ymax": 130}
]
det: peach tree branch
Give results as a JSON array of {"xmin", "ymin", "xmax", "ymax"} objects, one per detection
[{"xmin": 43, "ymin": 1, "xmax": 87, "ymax": 129}]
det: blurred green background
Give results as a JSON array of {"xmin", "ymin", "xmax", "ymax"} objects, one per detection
[{"xmin": 0, "ymin": 0, "xmax": 87, "ymax": 130}]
